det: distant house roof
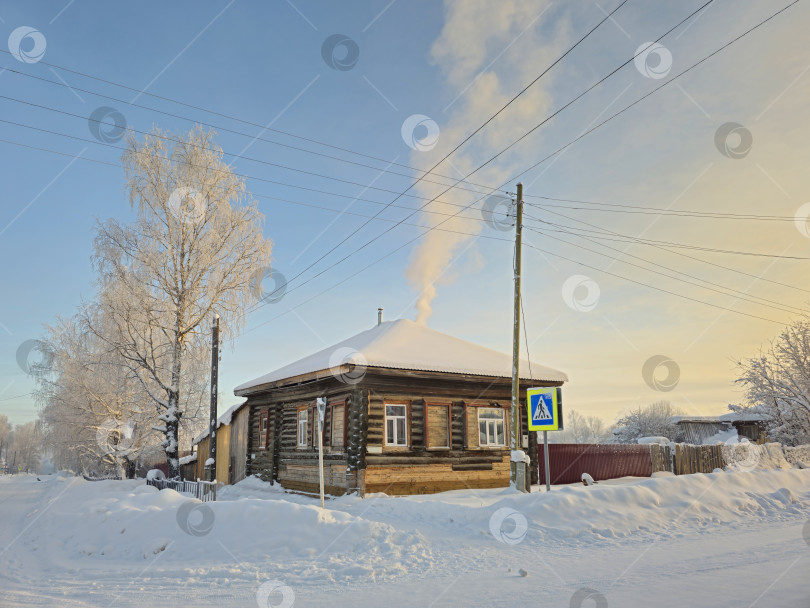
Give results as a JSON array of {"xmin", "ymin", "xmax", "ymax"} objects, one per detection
[
  {"xmin": 672, "ymin": 416, "xmax": 728, "ymax": 425},
  {"xmin": 235, "ymin": 319, "xmax": 568, "ymax": 395},
  {"xmin": 672, "ymin": 412, "xmax": 770, "ymax": 425}
]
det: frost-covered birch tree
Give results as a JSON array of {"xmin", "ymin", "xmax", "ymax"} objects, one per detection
[
  {"xmin": 36, "ymin": 310, "xmax": 160, "ymax": 477},
  {"xmin": 735, "ymin": 317, "xmax": 810, "ymax": 446},
  {"xmin": 92, "ymin": 126, "xmax": 272, "ymax": 477}
]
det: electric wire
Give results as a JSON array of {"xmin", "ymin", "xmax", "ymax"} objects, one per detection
[
  {"xmin": 245, "ymin": 0, "xmax": 789, "ymax": 316},
  {"xmin": 522, "ymin": 241, "xmax": 783, "ymax": 324},
  {"xmin": 500, "ymin": 0, "xmax": 798, "ymax": 188},
  {"xmin": 244, "ymin": 0, "xmax": 631, "ymax": 309},
  {"xmin": 533, "ymin": 205, "xmax": 810, "ymax": 295},
  {"xmin": 0, "ymin": 55, "xmax": 504, "ymax": 193},
  {"xmin": 524, "ymin": 225, "xmax": 806, "ymax": 315},
  {"xmin": 524, "ymin": 196, "xmax": 798, "ymax": 221}
]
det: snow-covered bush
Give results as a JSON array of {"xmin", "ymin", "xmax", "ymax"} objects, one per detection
[
  {"xmin": 735, "ymin": 317, "xmax": 810, "ymax": 446},
  {"xmin": 612, "ymin": 401, "xmax": 684, "ymax": 444}
]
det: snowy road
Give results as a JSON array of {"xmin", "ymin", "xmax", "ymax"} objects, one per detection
[{"xmin": 0, "ymin": 471, "xmax": 808, "ymax": 607}]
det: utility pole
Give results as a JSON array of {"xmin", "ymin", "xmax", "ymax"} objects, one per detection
[
  {"xmin": 207, "ymin": 314, "xmax": 219, "ymax": 482},
  {"xmin": 510, "ymin": 183, "xmax": 524, "ymax": 488},
  {"xmin": 316, "ymin": 397, "xmax": 326, "ymax": 509}
]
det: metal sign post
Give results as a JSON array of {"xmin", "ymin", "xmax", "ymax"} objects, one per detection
[
  {"xmin": 527, "ymin": 387, "xmax": 563, "ymax": 492},
  {"xmin": 316, "ymin": 397, "xmax": 326, "ymax": 509}
]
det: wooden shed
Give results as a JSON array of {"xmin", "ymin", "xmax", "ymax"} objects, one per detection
[
  {"xmin": 233, "ymin": 319, "xmax": 567, "ymax": 496},
  {"xmin": 191, "ymin": 401, "xmax": 250, "ymax": 484},
  {"xmin": 674, "ymin": 417, "xmax": 732, "ymax": 445}
]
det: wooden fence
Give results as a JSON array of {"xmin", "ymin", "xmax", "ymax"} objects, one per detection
[
  {"xmin": 673, "ymin": 444, "xmax": 724, "ymax": 475},
  {"xmin": 145, "ymin": 477, "xmax": 218, "ymax": 502}
]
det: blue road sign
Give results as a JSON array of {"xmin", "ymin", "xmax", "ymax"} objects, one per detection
[{"xmin": 527, "ymin": 387, "xmax": 561, "ymax": 431}]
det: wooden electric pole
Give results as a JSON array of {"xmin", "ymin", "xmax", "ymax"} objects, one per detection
[
  {"xmin": 510, "ymin": 183, "xmax": 524, "ymax": 488},
  {"xmin": 207, "ymin": 314, "xmax": 219, "ymax": 482}
]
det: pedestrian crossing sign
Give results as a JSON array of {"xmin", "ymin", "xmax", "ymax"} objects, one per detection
[{"xmin": 527, "ymin": 387, "xmax": 562, "ymax": 431}]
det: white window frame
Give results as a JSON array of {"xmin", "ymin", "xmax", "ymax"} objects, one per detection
[
  {"xmin": 297, "ymin": 409, "xmax": 308, "ymax": 448},
  {"xmin": 385, "ymin": 403, "xmax": 408, "ymax": 447},
  {"xmin": 478, "ymin": 407, "xmax": 506, "ymax": 447}
]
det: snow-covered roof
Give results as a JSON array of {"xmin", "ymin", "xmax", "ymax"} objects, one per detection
[
  {"xmin": 671, "ymin": 416, "xmax": 727, "ymax": 425},
  {"xmin": 191, "ymin": 401, "xmax": 247, "ymax": 445},
  {"xmin": 179, "ymin": 454, "xmax": 197, "ymax": 465},
  {"xmin": 235, "ymin": 319, "xmax": 568, "ymax": 394},
  {"xmin": 718, "ymin": 411, "xmax": 771, "ymax": 423}
]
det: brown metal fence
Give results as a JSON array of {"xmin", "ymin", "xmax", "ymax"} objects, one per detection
[
  {"xmin": 537, "ymin": 444, "xmax": 653, "ymax": 485},
  {"xmin": 537, "ymin": 443, "xmax": 732, "ymax": 485}
]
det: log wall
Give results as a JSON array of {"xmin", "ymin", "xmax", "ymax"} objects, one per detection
[{"xmin": 239, "ymin": 369, "xmax": 561, "ymax": 496}]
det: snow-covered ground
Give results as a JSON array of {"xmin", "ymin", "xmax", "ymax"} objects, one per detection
[{"xmin": 1, "ymin": 470, "xmax": 808, "ymax": 607}]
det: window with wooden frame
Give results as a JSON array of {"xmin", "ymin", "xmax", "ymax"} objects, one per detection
[
  {"xmin": 426, "ymin": 403, "xmax": 450, "ymax": 449},
  {"xmin": 330, "ymin": 401, "xmax": 346, "ymax": 448},
  {"xmin": 297, "ymin": 407, "xmax": 308, "ymax": 448},
  {"xmin": 478, "ymin": 407, "xmax": 506, "ymax": 447},
  {"xmin": 258, "ymin": 411, "xmax": 269, "ymax": 449},
  {"xmin": 384, "ymin": 403, "xmax": 408, "ymax": 447}
]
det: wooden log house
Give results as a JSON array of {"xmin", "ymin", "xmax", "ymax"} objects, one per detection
[{"xmin": 233, "ymin": 319, "xmax": 567, "ymax": 496}]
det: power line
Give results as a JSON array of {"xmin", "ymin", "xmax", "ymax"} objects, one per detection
[
  {"xmin": 524, "ymin": 225, "xmax": 806, "ymax": 315},
  {"xmin": 246, "ymin": 0, "xmax": 631, "ymax": 310},
  {"xmin": 246, "ymin": 0, "xmax": 782, "ymax": 315},
  {"xmin": 0, "ymin": 109, "xmax": 497, "ymax": 208},
  {"xmin": 535, "ymin": 205, "xmax": 810, "ymax": 295},
  {"xmin": 529, "ymin": 217, "xmax": 810, "ymax": 259},
  {"xmin": 0, "ymin": 135, "xmax": 510, "ymax": 232},
  {"xmin": 246, "ymin": 1, "xmax": 798, "ymax": 331},
  {"xmin": 524, "ymin": 195, "xmax": 798, "ymax": 221},
  {"xmin": 0, "ymin": 392, "xmax": 34, "ymax": 403},
  {"xmin": 0, "ymin": 56, "xmax": 502, "ymax": 193},
  {"xmin": 521, "ymin": 241, "xmax": 783, "ymax": 324},
  {"xmin": 502, "ymin": 0, "xmax": 797, "ymax": 186}
]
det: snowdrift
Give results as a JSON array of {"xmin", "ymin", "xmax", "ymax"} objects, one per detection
[{"xmin": 3, "ymin": 468, "xmax": 808, "ymax": 586}]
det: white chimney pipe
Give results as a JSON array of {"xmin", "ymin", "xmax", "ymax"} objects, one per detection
[{"xmin": 377, "ymin": 308, "xmax": 383, "ymax": 325}]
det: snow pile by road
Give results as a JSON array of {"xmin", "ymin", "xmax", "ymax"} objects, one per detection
[
  {"xmin": 1, "ymin": 474, "xmax": 431, "ymax": 584},
  {"xmin": 1, "ymin": 468, "xmax": 809, "ymax": 607}
]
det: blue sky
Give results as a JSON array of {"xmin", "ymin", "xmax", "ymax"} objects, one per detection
[{"xmin": 1, "ymin": 1, "xmax": 809, "ymax": 430}]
